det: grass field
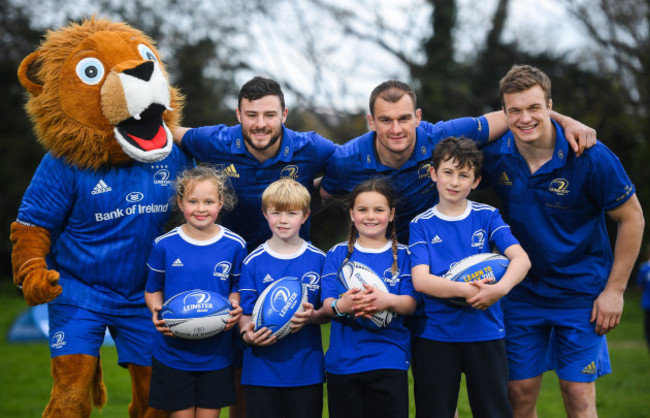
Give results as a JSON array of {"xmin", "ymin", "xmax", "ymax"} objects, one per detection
[{"xmin": 1, "ymin": 280, "xmax": 649, "ymax": 417}]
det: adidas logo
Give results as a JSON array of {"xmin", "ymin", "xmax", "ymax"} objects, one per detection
[
  {"xmin": 262, "ymin": 275, "xmax": 273, "ymax": 283},
  {"xmin": 91, "ymin": 179, "xmax": 112, "ymax": 195},
  {"xmin": 581, "ymin": 361, "xmax": 596, "ymax": 375},
  {"xmin": 223, "ymin": 164, "xmax": 240, "ymax": 178},
  {"xmin": 499, "ymin": 172, "xmax": 512, "ymax": 186},
  {"xmin": 172, "ymin": 258, "xmax": 184, "ymax": 267},
  {"xmin": 431, "ymin": 235, "xmax": 442, "ymax": 244}
]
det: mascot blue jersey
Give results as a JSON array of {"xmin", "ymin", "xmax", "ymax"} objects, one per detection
[
  {"xmin": 239, "ymin": 240, "xmax": 326, "ymax": 387},
  {"xmin": 321, "ymin": 117, "xmax": 489, "ymax": 242},
  {"xmin": 481, "ymin": 121, "xmax": 635, "ymax": 308},
  {"xmin": 181, "ymin": 124, "xmax": 336, "ymax": 251},
  {"xmin": 17, "ymin": 146, "xmax": 191, "ymax": 315},
  {"xmin": 321, "ymin": 242, "xmax": 415, "ymax": 375},
  {"xmin": 146, "ymin": 225, "xmax": 247, "ymax": 371},
  {"xmin": 409, "ymin": 201, "xmax": 519, "ymax": 342}
]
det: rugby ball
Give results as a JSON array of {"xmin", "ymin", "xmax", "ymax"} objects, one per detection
[
  {"xmin": 338, "ymin": 261, "xmax": 393, "ymax": 329},
  {"xmin": 443, "ymin": 253, "xmax": 510, "ymax": 306},
  {"xmin": 159, "ymin": 290, "xmax": 232, "ymax": 340},
  {"xmin": 252, "ymin": 277, "xmax": 308, "ymax": 341}
]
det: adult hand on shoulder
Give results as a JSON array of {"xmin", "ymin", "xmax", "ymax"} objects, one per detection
[
  {"xmin": 290, "ymin": 302, "xmax": 314, "ymax": 332},
  {"xmin": 591, "ymin": 288, "xmax": 624, "ymax": 336},
  {"xmin": 563, "ymin": 118, "xmax": 596, "ymax": 157}
]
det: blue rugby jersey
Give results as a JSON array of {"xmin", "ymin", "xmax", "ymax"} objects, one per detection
[
  {"xmin": 636, "ymin": 261, "xmax": 650, "ymax": 311},
  {"xmin": 239, "ymin": 241, "xmax": 326, "ymax": 387},
  {"xmin": 409, "ymin": 201, "xmax": 519, "ymax": 342},
  {"xmin": 481, "ymin": 121, "xmax": 635, "ymax": 308},
  {"xmin": 321, "ymin": 117, "xmax": 489, "ymax": 242},
  {"xmin": 17, "ymin": 146, "xmax": 191, "ymax": 315},
  {"xmin": 146, "ymin": 225, "xmax": 247, "ymax": 371},
  {"xmin": 181, "ymin": 125, "xmax": 336, "ymax": 251},
  {"xmin": 321, "ymin": 241, "xmax": 415, "ymax": 375}
]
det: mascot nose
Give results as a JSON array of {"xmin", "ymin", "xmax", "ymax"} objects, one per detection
[{"xmin": 122, "ymin": 61, "xmax": 154, "ymax": 82}]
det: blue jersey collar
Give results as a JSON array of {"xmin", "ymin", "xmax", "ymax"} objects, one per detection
[
  {"xmin": 501, "ymin": 120, "xmax": 570, "ymax": 174},
  {"xmin": 230, "ymin": 125, "xmax": 295, "ymax": 164},
  {"xmin": 361, "ymin": 125, "xmax": 432, "ymax": 171}
]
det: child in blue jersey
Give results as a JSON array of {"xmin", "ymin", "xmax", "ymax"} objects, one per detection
[
  {"xmin": 409, "ymin": 137, "xmax": 531, "ymax": 418},
  {"xmin": 237, "ymin": 178, "xmax": 330, "ymax": 418},
  {"xmin": 637, "ymin": 244, "xmax": 650, "ymax": 352},
  {"xmin": 321, "ymin": 178, "xmax": 417, "ymax": 418},
  {"xmin": 145, "ymin": 166, "xmax": 247, "ymax": 417}
]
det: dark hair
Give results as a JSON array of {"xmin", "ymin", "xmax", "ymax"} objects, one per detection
[
  {"xmin": 499, "ymin": 64, "xmax": 552, "ymax": 107},
  {"xmin": 432, "ymin": 137, "xmax": 483, "ymax": 179},
  {"xmin": 344, "ymin": 178, "xmax": 400, "ymax": 275},
  {"xmin": 238, "ymin": 76, "xmax": 285, "ymax": 110},
  {"xmin": 368, "ymin": 80, "xmax": 417, "ymax": 117}
]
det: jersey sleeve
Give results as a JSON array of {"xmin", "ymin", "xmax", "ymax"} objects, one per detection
[
  {"xmin": 585, "ymin": 143, "xmax": 635, "ymax": 211},
  {"xmin": 397, "ymin": 250, "xmax": 416, "ymax": 298},
  {"xmin": 487, "ymin": 209, "xmax": 520, "ymax": 254},
  {"xmin": 408, "ymin": 220, "xmax": 430, "ymax": 268},
  {"xmin": 321, "ymin": 246, "xmax": 345, "ymax": 302},
  {"xmin": 238, "ymin": 258, "xmax": 258, "ymax": 315},
  {"xmin": 419, "ymin": 116, "xmax": 490, "ymax": 148},
  {"xmin": 320, "ymin": 146, "xmax": 351, "ymax": 196},
  {"xmin": 145, "ymin": 241, "xmax": 165, "ymax": 293},
  {"xmin": 17, "ymin": 153, "xmax": 75, "ymax": 231},
  {"xmin": 230, "ymin": 243, "xmax": 248, "ymax": 293},
  {"xmin": 180, "ymin": 124, "xmax": 230, "ymax": 161},
  {"xmin": 312, "ymin": 134, "xmax": 337, "ymax": 169}
]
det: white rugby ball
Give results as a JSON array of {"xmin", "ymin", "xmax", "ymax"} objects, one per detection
[
  {"xmin": 443, "ymin": 253, "xmax": 510, "ymax": 306},
  {"xmin": 159, "ymin": 289, "xmax": 233, "ymax": 340},
  {"xmin": 252, "ymin": 277, "xmax": 308, "ymax": 341},
  {"xmin": 338, "ymin": 260, "xmax": 393, "ymax": 329}
]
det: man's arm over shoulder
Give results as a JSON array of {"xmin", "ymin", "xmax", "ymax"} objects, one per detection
[
  {"xmin": 171, "ymin": 127, "xmax": 190, "ymax": 146},
  {"xmin": 591, "ymin": 194, "xmax": 645, "ymax": 335}
]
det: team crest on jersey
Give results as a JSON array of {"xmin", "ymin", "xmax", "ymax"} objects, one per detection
[
  {"xmin": 471, "ymin": 229, "xmax": 486, "ymax": 249},
  {"xmin": 213, "ymin": 261, "xmax": 232, "ymax": 280},
  {"xmin": 499, "ymin": 172, "xmax": 512, "ymax": 186},
  {"xmin": 51, "ymin": 331, "xmax": 66, "ymax": 349},
  {"xmin": 152, "ymin": 164, "xmax": 172, "ymax": 186},
  {"xmin": 549, "ymin": 178, "xmax": 570, "ymax": 196},
  {"xmin": 417, "ymin": 162, "xmax": 433, "ymax": 179},
  {"xmin": 302, "ymin": 271, "xmax": 320, "ymax": 291},
  {"xmin": 280, "ymin": 165, "xmax": 299, "ymax": 179},
  {"xmin": 383, "ymin": 268, "xmax": 401, "ymax": 286},
  {"xmin": 125, "ymin": 191, "xmax": 144, "ymax": 203}
]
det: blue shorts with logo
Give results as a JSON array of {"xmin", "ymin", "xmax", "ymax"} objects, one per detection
[
  {"xmin": 502, "ymin": 297, "xmax": 611, "ymax": 383},
  {"xmin": 48, "ymin": 302, "xmax": 156, "ymax": 367}
]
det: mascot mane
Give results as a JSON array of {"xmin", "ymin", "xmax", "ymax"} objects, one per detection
[{"xmin": 18, "ymin": 17, "xmax": 182, "ymax": 169}]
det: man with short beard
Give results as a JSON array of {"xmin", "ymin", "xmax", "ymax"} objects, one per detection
[{"xmin": 173, "ymin": 76, "xmax": 336, "ymax": 252}]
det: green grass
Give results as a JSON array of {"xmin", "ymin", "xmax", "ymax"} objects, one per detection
[{"xmin": 1, "ymin": 280, "xmax": 648, "ymax": 417}]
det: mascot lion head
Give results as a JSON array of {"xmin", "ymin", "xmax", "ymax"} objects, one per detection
[{"xmin": 18, "ymin": 17, "xmax": 183, "ymax": 169}]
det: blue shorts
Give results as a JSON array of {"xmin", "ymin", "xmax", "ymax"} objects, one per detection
[
  {"xmin": 502, "ymin": 297, "xmax": 611, "ymax": 382},
  {"xmin": 48, "ymin": 302, "xmax": 156, "ymax": 367}
]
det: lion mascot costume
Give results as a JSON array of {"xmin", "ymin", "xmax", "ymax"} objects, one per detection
[{"xmin": 11, "ymin": 17, "xmax": 191, "ymax": 417}]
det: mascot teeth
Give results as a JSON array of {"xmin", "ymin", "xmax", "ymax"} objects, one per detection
[{"xmin": 111, "ymin": 60, "xmax": 173, "ymax": 162}]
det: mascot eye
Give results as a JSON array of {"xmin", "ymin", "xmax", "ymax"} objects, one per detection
[
  {"xmin": 138, "ymin": 44, "xmax": 159, "ymax": 63},
  {"xmin": 75, "ymin": 58, "xmax": 105, "ymax": 85}
]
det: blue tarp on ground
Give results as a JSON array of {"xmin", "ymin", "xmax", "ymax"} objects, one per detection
[{"xmin": 7, "ymin": 304, "xmax": 115, "ymax": 346}]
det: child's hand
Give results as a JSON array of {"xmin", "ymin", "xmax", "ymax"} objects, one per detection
[
  {"xmin": 466, "ymin": 278, "xmax": 507, "ymax": 310},
  {"xmin": 151, "ymin": 305, "xmax": 173, "ymax": 337},
  {"xmin": 337, "ymin": 287, "xmax": 363, "ymax": 316},
  {"xmin": 290, "ymin": 302, "xmax": 314, "ymax": 333},
  {"xmin": 225, "ymin": 299, "xmax": 243, "ymax": 331},
  {"xmin": 241, "ymin": 322, "xmax": 277, "ymax": 347}
]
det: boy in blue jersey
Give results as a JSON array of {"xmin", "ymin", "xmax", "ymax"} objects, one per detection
[
  {"xmin": 238, "ymin": 179, "xmax": 330, "ymax": 418},
  {"xmin": 320, "ymin": 80, "xmax": 597, "ymax": 243},
  {"xmin": 636, "ymin": 244, "xmax": 650, "ymax": 352},
  {"xmin": 481, "ymin": 64, "xmax": 645, "ymax": 418},
  {"xmin": 173, "ymin": 76, "xmax": 337, "ymax": 252},
  {"xmin": 410, "ymin": 137, "xmax": 531, "ymax": 418}
]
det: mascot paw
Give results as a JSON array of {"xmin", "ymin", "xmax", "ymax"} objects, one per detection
[{"xmin": 22, "ymin": 266, "xmax": 62, "ymax": 306}]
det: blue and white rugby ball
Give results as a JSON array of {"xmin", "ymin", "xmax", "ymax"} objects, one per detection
[
  {"xmin": 252, "ymin": 277, "xmax": 308, "ymax": 341},
  {"xmin": 443, "ymin": 253, "xmax": 510, "ymax": 306},
  {"xmin": 159, "ymin": 289, "xmax": 232, "ymax": 340},
  {"xmin": 338, "ymin": 261, "xmax": 393, "ymax": 329}
]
